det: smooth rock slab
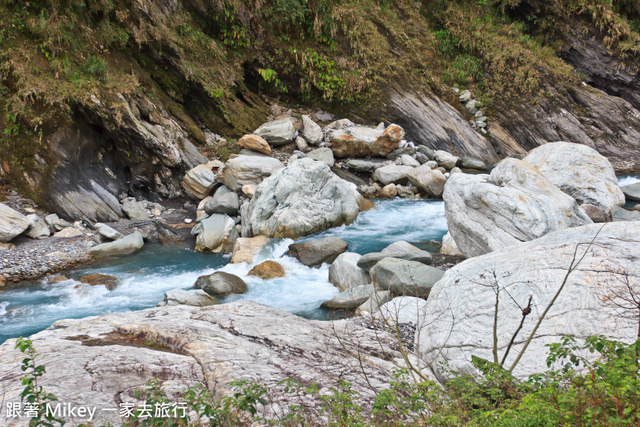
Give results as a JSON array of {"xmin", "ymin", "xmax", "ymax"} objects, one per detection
[
  {"xmin": 321, "ymin": 284, "xmax": 378, "ymax": 310},
  {"xmin": 0, "ymin": 204, "xmax": 30, "ymax": 242},
  {"xmin": 89, "ymin": 231, "xmax": 144, "ymax": 257},
  {"xmin": 417, "ymin": 222, "xmax": 640, "ymax": 381},
  {"xmin": 95, "ymin": 223, "xmax": 123, "ymax": 241},
  {"xmin": 358, "ymin": 250, "xmax": 432, "ymax": 271},
  {"xmin": 370, "ymin": 258, "xmax": 444, "ymax": 298},
  {"xmin": 622, "ymin": 183, "xmax": 640, "ymax": 201}
]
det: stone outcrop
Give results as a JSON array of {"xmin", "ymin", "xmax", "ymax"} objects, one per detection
[
  {"xmin": 220, "ymin": 154, "xmax": 284, "ymax": 191},
  {"xmin": 417, "ymin": 222, "xmax": 640, "ymax": 381},
  {"xmin": 247, "ymin": 159, "xmax": 359, "ymax": 239},
  {"xmin": 287, "ymin": 237, "xmax": 349, "ymax": 268},
  {"xmin": 444, "ymin": 158, "xmax": 592, "ymax": 257},
  {"xmin": 204, "ymin": 186, "xmax": 239, "ymax": 216},
  {"xmin": 24, "ymin": 214, "xmax": 50, "ymax": 239},
  {"xmin": 622, "ymin": 183, "xmax": 640, "ymax": 201},
  {"xmin": 523, "ymin": 142, "xmax": 624, "ymax": 213}
]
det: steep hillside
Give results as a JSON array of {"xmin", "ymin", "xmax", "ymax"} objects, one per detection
[{"xmin": 1, "ymin": 0, "xmax": 639, "ymax": 218}]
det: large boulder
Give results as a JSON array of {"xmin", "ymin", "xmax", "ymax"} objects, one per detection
[
  {"xmin": 253, "ymin": 118, "xmax": 296, "ymax": 146},
  {"xmin": 0, "ymin": 204, "xmax": 30, "ymax": 242},
  {"xmin": 237, "ymin": 134, "xmax": 271, "ymax": 155},
  {"xmin": 0, "ymin": 301, "xmax": 402, "ymax": 427},
  {"xmin": 24, "ymin": 214, "xmax": 50, "ymax": 239},
  {"xmin": 378, "ymin": 296, "xmax": 429, "ymax": 327},
  {"xmin": 370, "ymin": 257, "xmax": 444, "ymax": 298},
  {"xmin": 306, "ymin": 147, "xmax": 335, "ymax": 167},
  {"xmin": 193, "ymin": 214, "xmax": 238, "ymax": 253},
  {"xmin": 247, "ymin": 159, "xmax": 360, "ymax": 239},
  {"xmin": 523, "ymin": 142, "xmax": 624, "ymax": 212},
  {"xmin": 440, "ymin": 232, "xmax": 463, "ymax": 256},
  {"xmin": 204, "ymin": 186, "xmax": 239, "ymax": 216},
  {"xmin": 194, "ymin": 271, "xmax": 247, "ymax": 296},
  {"xmin": 407, "ymin": 166, "xmax": 447, "ymax": 197},
  {"xmin": 358, "ymin": 251, "xmax": 433, "ymax": 271},
  {"xmin": 417, "ymin": 222, "xmax": 640, "ymax": 380},
  {"xmin": 230, "ymin": 236, "xmax": 269, "ymax": 264},
  {"xmin": 79, "ymin": 273, "xmax": 120, "ymax": 291},
  {"xmin": 158, "ymin": 289, "xmax": 217, "ymax": 307},
  {"xmin": 247, "ymin": 260, "xmax": 286, "ymax": 279},
  {"xmin": 122, "ymin": 200, "xmax": 149, "ymax": 221},
  {"xmin": 182, "ymin": 161, "xmax": 223, "ymax": 199},
  {"xmin": 88, "ymin": 231, "xmax": 144, "ymax": 257},
  {"xmin": 95, "ymin": 223, "xmax": 123, "ymax": 241},
  {"xmin": 328, "ymin": 252, "xmax": 371, "ymax": 291},
  {"xmin": 287, "ymin": 237, "xmax": 349, "ymax": 268},
  {"xmin": 321, "ymin": 284, "xmax": 378, "ymax": 310},
  {"xmin": 444, "ymin": 158, "xmax": 592, "ymax": 258},
  {"xmin": 621, "ymin": 182, "xmax": 640, "ymax": 201},
  {"xmin": 301, "ymin": 115, "xmax": 323, "ymax": 145},
  {"xmin": 330, "ymin": 124, "xmax": 404, "ymax": 158},
  {"xmin": 220, "ymin": 154, "xmax": 284, "ymax": 191},
  {"xmin": 373, "ymin": 165, "xmax": 415, "ymax": 185},
  {"xmin": 433, "ymin": 150, "xmax": 459, "ymax": 169}
]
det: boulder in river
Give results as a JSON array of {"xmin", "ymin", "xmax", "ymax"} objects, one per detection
[
  {"xmin": 444, "ymin": 158, "xmax": 592, "ymax": 257},
  {"xmin": 248, "ymin": 158, "xmax": 360, "ymax": 239},
  {"xmin": 357, "ymin": 249, "xmax": 432, "ymax": 271},
  {"xmin": 373, "ymin": 165, "xmax": 415, "ymax": 185},
  {"xmin": 158, "ymin": 289, "xmax": 217, "ymax": 307},
  {"xmin": 621, "ymin": 182, "xmax": 640, "ymax": 201},
  {"xmin": 523, "ymin": 142, "xmax": 624, "ymax": 213},
  {"xmin": 24, "ymin": 214, "xmax": 50, "ymax": 239},
  {"xmin": 288, "ymin": 237, "xmax": 349, "ymax": 268},
  {"xmin": 253, "ymin": 118, "xmax": 296, "ymax": 146},
  {"xmin": 329, "ymin": 252, "xmax": 371, "ymax": 291},
  {"xmin": 204, "ymin": 186, "xmax": 239, "ymax": 216},
  {"xmin": 321, "ymin": 284, "xmax": 378, "ymax": 310},
  {"xmin": 79, "ymin": 273, "xmax": 120, "ymax": 291},
  {"xmin": 221, "ymin": 154, "xmax": 284, "ymax": 191},
  {"xmin": 370, "ymin": 257, "xmax": 443, "ymax": 298},
  {"xmin": 417, "ymin": 221, "xmax": 640, "ymax": 380},
  {"xmin": 195, "ymin": 271, "xmax": 248, "ymax": 296},
  {"xmin": 89, "ymin": 231, "xmax": 145, "ymax": 257},
  {"xmin": 407, "ymin": 165, "xmax": 447, "ymax": 197},
  {"xmin": 0, "ymin": 204, "xmax": 30, "ymax": 242},
  {"xmin": 193, "ymin": 214, "xmax": 238, "ymax": 253},
  {"xmin": 238, "ymin": 134, "xmax": 272, "ymax": 155},
  {"xmin": 247, "ymin": 260, "xmax": 286, "ymax": 279},
  {"xmin": 330, "ymin": 124, "xmax": 404, "ymax": 158},
  {"xmin": 182, "ymin": 161, "xmax": 223, "ymax": 199},
  {"xmin": 230, "ymin": 236, "xmax": 269, "ymax": 264}
]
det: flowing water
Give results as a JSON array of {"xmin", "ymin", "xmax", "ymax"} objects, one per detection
[{"xmin": 0, "ymin": 199, "xmax": 448, "ymax": 344}]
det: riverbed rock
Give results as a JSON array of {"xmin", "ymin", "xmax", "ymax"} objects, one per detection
[
  {"xmin": 321, "ymin": 284, "xmax": 378, "ymax": 310},
  {"xmin": 330, "ymin": 124, "xmax": 404, "ymax": 158},
  {"xmin": 287, "ymin": 237, "xmax": 348, "ymax": 268},
  {"xmin": 440, "ymin": 232, "xmax": 463, "ymax": 256},
  {"xmin": 380, "ymin": 184, "xmax": 398, "ymax": 198},
  {"xmin": 407, "ymin": 165, "xmax": 447, "ymax": 197},
  {"xmin": 417, "ymin": 221, "xmax": 640, "ymax": 381},
  {"xmin": 195, "ymin": 271, "xmax": 247, "ymax": 296},
  {"xmin": 158, "ymin": 289, "xmax": 217, "ymax": 307},
  {"xmin": 306, "ymin": 147, "xmax": 334, "ymax": 167},
  {"xmin": 220, "ymin": 154, "xmax": 284, "ymax": 191},
  {"xmin": 0, "ymin": 204, "xmax": 30, "ymax": 242},
  {"xmin": 89, "ymin": 231, "xmax": 144, "ymax": 257},
  {"xmin": 523, "ymin": 142, "xmax": 624, "ymax": 213},
  {"xmin": 238, "ymin": 134, "xmax": 271, "ymax": 155},
  {"xmin": 247, "ymin": 159, "xmax": 360, "ymax": 239},
  {"xmin": 328, "ymin": 252, "xmax": 371, "ymax": 291},
  {"xmin": 444, "ymin": 158, "xmax": 593, "ymax": 258},
  {"xmin": 459, "ymin": 156, "xmax": 488, "ymax": 171},
  {"xmin": 580, "ymin": 203, "xmax": 610, "ymax": 222},
  {"xmin": 24, "ymin": 214, "xmax": 50, "ymax": 239},
  {"xmin": 301, "ymin": 115, "xmax": 323, "ymax": 145},
  {"xmin": 346, "ymin": 159, "xmax": 377, "ymax": 172},
  {"xmin": 253, "ymin": 118, "xmax": 296, "ymax": 146},
  {"xmin": 79, "ymin": 273, "xmax": 120, "ymax": 291},
  {"xmin": 182, "ymin": 161, "xmax": 223, "ymax": 199},
  {"xmin": 378, "ymin": 296, "xmax": 429, "ymax": 327},
  {"xmin": 194, "ymin": 214, "xmax": 238, "ymax": 253},
  {"xmin": 95, "ymin": 223, "xmax": 123, "ymax": 241},
  {"xmin": 621, "ymin": 183, "xmax": 640, "ymax": 201},
  {"xmin": 204, "ymin": 187, "xmax": 239, "ymax": 216},
  {"xmin": 53, "ymin": 227, "xmax": 83, "ymax": 238},
  {"xmin": 356, "ymin": 290, "xmax": 393, "ymax": 315},
  {"xmin": 611, "ymin": 205, "xmax": 640, "ymax": 221},
  {"xmin": 434, "ymin": 150, "xmax": 459, "ymax": 169},
  {"xmin": 370, "ymin": 258, "xmax": 444, "ymax": 298},
  {"xmin": 0, "ymin": 301, "xmax": 402, "ymax": 426},
  {"xmin": 373, "ymin": 165, "xmax": 414, "ymax": 185},
  {"xmin": 230, "ymin": 236, "xmax": 270, "ymax": 264},
  {"xmin": 400, "ymin": 154, "xmax": 420, "ymax": 167},
  {"xmin": 381, "ymin": 241, "xmax": 422, "ymax": 254},
  {"xmin": 358, "ymin": 250, "xmax": 433, "ymax": 271},
  {"xmin": 247, "ymin": 260, "xmax": 286, "ymax": 279},
  {"xmin": 122, "ymin": 200, "xmax": 149, "ymax": 221}
]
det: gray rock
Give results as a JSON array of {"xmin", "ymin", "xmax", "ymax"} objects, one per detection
[
  {"xmin": 0, "ymin": 204, "xmax": 30, "ymax": 242},
  {"xmin": 53, "ymin": 218, "xmax": 72, "ymax": 231},
  {"xmin": 417, "ymin": 146, "xmax": 434, "ymax": 160},
  {"xmin": 204, "ymin": 187, "xmax": 239, "ymax": 216},
  {"xmin": 325, "ymin": 118, "xmax": 355, "ymax": 130},
  {"xmin": 253, "ymin": 118, "xmax": 296, "ymax": 146},
  {"xmin": 301, "ymin": 115, "xmax": 323, "ymax": 145},
  {"xmin": 194, "ymin": 214, "xmax": 238, "ymax": 253},
  {"xmin": 89, "ymin": 231, "xmax": 144, "ymax": 257},
  {"xmin": 221, "ymin": 154, "xmax": 284, "ymax": 191},
  {"xmin": 95, "ymin": 223, "xmax": 123, "ymax": 241},
  {"xmin": 25, "ymin": 214, "xmax": 50, "ymax": 239},
  {"xmin": 306, "ymin": 147, "xmax": 335, "ymax": 167},
  {"xmin": 407, "ymin": 165, "xmax": 447, "ymax": 197},
  {"xmin": 328, "ymin": 252, "xmax": 371, "ymax": 291},
  {"xmin": 396, "ymin": 185, "xmax": 415, "ymax": 198},
  {"xmin": 378, "ymin": 297, "xmax": 429, "ymax": 327},
  {"xmin": 53, "ymin": 227, "xmax": 83, "ymax": 238},
  {"xmin": 321, "ymin": 284, "xmax": 377, "ymax": 310},
  {"xmin": 373, "ymin": 165, "xmax": 414, "ymax": 185},
  {"xmin": 611, "ymin": 205, "xmax": 640, "ymax": 221},
  {"xmin": 240, "ymin": 203, "xmax": 252, "ymax": 237},
  {"xmin": 346, "ymin": 159, "xmax": 377, "ymax": 172},
  {"xmin": 44, "ymin": 213, "xmax": 60, "ymax": 232},
  {"xmin": 159, "ymin": 289, "xmax": 217, "ymax": 307},
  {"xmin": 444, "ymin": 158, "xmax": 593, "ymax": 257},
  {"xmin": 459, "ymin": 156, "xmax": 488, "ymax": 171},
  {"xmin": 433, "ymin": 150, "xmax": 459, "ymax": 170},
  {"xmin": 358, "ymin": 250, "xmax": 432, "ymax": 271},
  {"xmin": 465, "ymin": 99, "xmax": 480, "ymax": 115},
  {"xmin": 417, "ymin": 222, "xmax": 640, "ymax": 380},
  {"xmin": 458, "ymin": 90, "xmax": 472, "ymax": 103},
  {"xmin": 288, "ymin": 237, "xmax": 349, "ymax": 268},
  {"xmin": 314, "ymin": 110, "xmax": 333, "ymax": 121},
  {"xmin": 400, "ymin": 154, "xmax": 421, "ymax": 167},
  {"xmin": 370, "ymin": 257, "xmax": 444, "ymax": 298},
  {"xmin": 182, "ymin": 161, "xmax": 222, "ymax": 199},
  {"xmin": 356, "ymin": 290, "xmax": 393, "ymax": 315},
  {"xmin": 330, "ymin": 124, "xmax": 404, "ymax": 158},
  {"xmin": 621, "ymin": 182, "xmax": 640, "ymax": 201},
  {"xmin": 333, "ymin": 169, "xmax": 368, "ymax": 187},
  {"xmin": 440, "ymin": 232, "xmax": 463, "ymax": 256},
  {"xmin": 122, "ymin": 200, "xmax": 149, "ymax": 221},
  {"xmin": 386, "ymin": 147, "xmax": 415, "ymax": 160},
  {"xmin": 381, "ymin": 241, "xmax": 423, "ymax": 254},
  {"xmin": 194, "ymin": 271, "xmax": 247, "ymax": 296},
  {"xmin": 580, "ymin": 204, "xmax": 610, "ymax": 223},
  {"xmin": 248, "ymin": 159, "xmax": 360, "ymax": 239},
  {"xmin": 523, "ymin": 142, "xmax": 625, "ymax": 212},
  {"xmin": 295, "ymin": 136, "xmax": 308, "ymax": 152}
]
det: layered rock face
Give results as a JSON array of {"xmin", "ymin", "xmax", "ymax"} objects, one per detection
[
  {"xmin": 247, "ymin": 158, "xmax": 360, "ymax": 239},
  {"xmin": 444, "ymin": 158, "xmax": 592, "ymax": 257},
  {"xmin": 417, "ymin": 222, "xmax": 640, "ymax": 380},
  {"xmin": 0, "ymin": 301, "xmax": 401, "ymax": 426}
]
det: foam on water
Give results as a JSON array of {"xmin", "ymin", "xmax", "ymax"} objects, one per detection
[
  {"xmin": 0, "ymin": 198, "xmax": 447, "ymax": 343},
  {"xmin": 619, "ymin": 175, "xmax": 640, "ymax": 187}
]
